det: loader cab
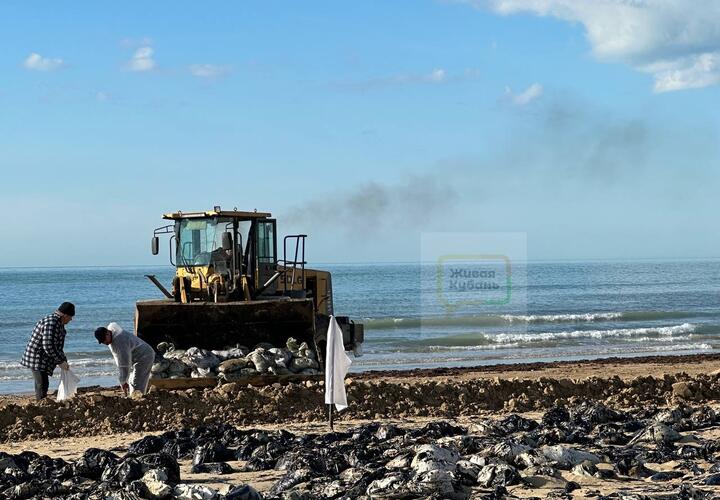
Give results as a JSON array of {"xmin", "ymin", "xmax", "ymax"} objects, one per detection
[
  {"xmin": 175, "ymin": 217, "xmax": 248, "ymax": 269},
  {"xmin": 151, "ymin": 208, "xmax": 313, "ymax": 305},
  {"xmin": 250, "ymin": 219, "xmax": 278, "ymax": 295},
  {"xmin": 153, "ymin": 209, "xmax": 275, "ymax": 302}
]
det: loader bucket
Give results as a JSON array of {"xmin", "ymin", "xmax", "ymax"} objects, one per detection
[{"xmin": 135, "ymin": 298, "xmax": 316, "ymax": 351}]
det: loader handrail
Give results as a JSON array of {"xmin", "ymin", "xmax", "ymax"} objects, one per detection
[{"xmin": 281, "ymin": 234, "xmax": 307, "ymax": 293}]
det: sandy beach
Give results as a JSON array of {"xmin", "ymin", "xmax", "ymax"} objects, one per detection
[{"xmin": 3, "ymin": 354, "xmax": 720, "ymax": 498}]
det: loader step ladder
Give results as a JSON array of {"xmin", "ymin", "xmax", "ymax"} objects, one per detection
[{"xmin": 280, "ymin": 234, "xmax": 307, "ymax": 294}]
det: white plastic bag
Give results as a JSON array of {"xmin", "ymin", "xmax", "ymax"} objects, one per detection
[{"xmin": 57, "ymin": 368, "xmax": 80, "ymax": 401}]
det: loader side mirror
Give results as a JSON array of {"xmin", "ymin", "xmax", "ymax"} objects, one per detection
[
  {"xmin": 151, "ymin": 237, "xmax": 159, "ymax": 255},
  {"xmin": 221, "ymin": 232, "xmax": 233, "ymax": 250}
]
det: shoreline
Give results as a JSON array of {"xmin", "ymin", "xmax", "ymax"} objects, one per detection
[
  {"xmin": 4, "ymin": 351, "xmax": 720, "ymax": 398},
  {"xmin": 351, "ymin": 352, "xmax": 720, "ymax": 380}
]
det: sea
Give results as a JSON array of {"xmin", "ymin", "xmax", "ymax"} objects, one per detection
[{"xmin": 1, "ymin": 260, "xmax": 719, "ymax": 394}]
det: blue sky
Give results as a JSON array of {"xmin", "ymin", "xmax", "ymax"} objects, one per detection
[{"xmin": 1, "ymin": 1, "xmax": 719, "ymax": 266}]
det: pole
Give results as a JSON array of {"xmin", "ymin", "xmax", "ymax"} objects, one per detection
[{"xmin": 327, "ymin": 321, "xmax": 335, "ymax": 431}]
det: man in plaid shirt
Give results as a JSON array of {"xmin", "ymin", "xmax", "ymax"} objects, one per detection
[{"xmin": 21, "ymin": 302, "xmax": 75, "ymax": 400}]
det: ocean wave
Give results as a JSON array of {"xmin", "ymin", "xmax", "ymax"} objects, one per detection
[
  {"xmin": 500, "ymin": 312, "xmax": 623, "ymax": 323},
  {"xmin": 0, "ymin": 370, "xmax": 117, "ymax": 381},
  {"xmin": 642, "ymin": 343, "xmax": 713, "ymax": 351},
  {"xmin": 364, "ymin": 311, "xmax": 694, "ymax": 329},
  {"xmin": 0, "ymin": 357, "xmax": 115, "ymax": 371},
  {"xmin": 426, "ymin": 341, "xmax": 712, "ymax": 352},
  {"xmin": 624, "ymin": 335, "xmax": 692, "ymax": 343},
  {"xmin": 410, "ymin": 323, "xmax": 700, "ymax": 348},
  {"xmin": 429, "ymin": 343, "xmax": 521, "ymax": 351},
  {"xmin": 492, "ymin": 323, "xmax": 697, "ymax": 344}
]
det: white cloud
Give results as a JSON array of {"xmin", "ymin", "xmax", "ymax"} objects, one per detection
[
  {"xmin": 465, "ymin": 0, "xmax": 720, "ymax": 92},
  {"xmin": 505, "ymin": 82, "xmax": 543, "ymax": 105},
  {"xmin": 188, "ymin": 64, "xmax": 232, "ymax": 78},
  {"xmin": 121, "ymin": 36, "xmax": 153, "ymax": 48},
  {"xmin": 645, "ymin": 52, "xmax": 720, "ymax": 92},
  {"xmin": 127, "ymin": 46, "xmax": 155, "ymax": 72},
  {"xmin": 380, "ymin": 68, "xmax": 449, "ymax": 86},
  {"xmin": 337, "ymin": 68, "xmax": 478, "ymax": 91},
  {"xmin": 96, "ymin": 91, "xmax": 110, "ymax": 102},
  {"xmin": 427, "ymin": 68, "xmax": 447, "ymax": 83},
  {"xmin": 23, "ymin": 53, "xmax": 64, "ymax": 71}
]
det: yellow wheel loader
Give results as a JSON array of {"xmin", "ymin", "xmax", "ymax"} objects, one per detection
[{"xmin": 135, "ymin": 208, "xmax": 363, "ymax": 365}]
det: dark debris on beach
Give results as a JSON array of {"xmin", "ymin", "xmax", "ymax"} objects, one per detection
[{"xmin": 4, "ymin": 400, "xmax": 720, "ymax": 499}]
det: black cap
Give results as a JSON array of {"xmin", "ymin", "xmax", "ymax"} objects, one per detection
[
  {"xmin": 58, "ymin": 302, "xmax": 75, "ymax": 316},
  {"xmin": 94, "ymin": 327, "xmax": 109, "ymax": 344}
]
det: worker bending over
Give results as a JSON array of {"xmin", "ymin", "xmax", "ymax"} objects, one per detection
[{"xmin": 94, "ymin": 323, "xmax": 155, "ymax": 396}]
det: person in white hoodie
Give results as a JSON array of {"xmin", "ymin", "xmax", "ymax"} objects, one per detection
[{"xmin": 94, "ymin": 323, "xmax": 155, "ymax": 396}]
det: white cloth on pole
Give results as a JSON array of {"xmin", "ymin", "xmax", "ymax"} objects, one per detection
[
  {"xmin": 57, "ymin": 368, "xmax": 80, "ymax": 401},
  {"xmin": 324, "ymin": 315, "xmax": 352, "ymax": 411}
]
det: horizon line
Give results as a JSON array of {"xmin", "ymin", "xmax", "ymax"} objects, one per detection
[{"xmin": 2, "ymin": 255, "xmax": 720, "ymax": 270}]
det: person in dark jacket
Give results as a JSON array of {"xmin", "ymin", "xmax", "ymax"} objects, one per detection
[{"xmin": 21, "ymin": 302, "xmax": 75, "ymax": 400}]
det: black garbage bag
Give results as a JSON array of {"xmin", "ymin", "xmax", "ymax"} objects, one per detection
[
  {"xmin": 42, "ymin": 479, "xmax": 68, "ymax": 497},
  {"xmin": 595, "ymin": 423, "xmax": 630, "ymax": 446},
  {"xmin": 26, "ymin": 455, "xmax": 71, "ymax": 481},
  {"xmin": 191, "ymin": 462, "xmax": 234, "ymax": 474},
  {"xmin": 2, "ymin": 478, "xmax": 43, "ymax": 500},
  {"xmin": 267, "ymin": 467, "xmax": 314, "ymax": 496},
  {"xmin": 220, "ymin": 426, "xmax": 249, "ymax": 448},
  {"xmin": 274, "ymin": 449, "xmax": 324, "ymax": 473},
  {"xmin": 265, "ymin": 439, "xmax": 292, "ymax": 460},
  {"xmin": 690, "ymin": 406, "xmax": 717, "ymax": 430},
  {"xmin": 276, "ymin": 444, "xmax": 352, "ymax": 477},
  {"xmin": 570, "ymin": 401, "xmax": 623, "ymax": 430},
  {"xmin": 193, "ymin": 442, "xmax": 233, "ymax": 465},
  {"xmin": 162, "ymin": 438, "xmax": 196, "ymax": 459},
  {"xmin": 313, "ymin": 430, "xmax": 351, "ymax": 446},
  {"xmin": 678, "ymin": 445, "xmax": 702, "ymax": 459},
  {"xmin": 235, "ymin": 441, "xmax": 261, "ymax": 461},
  {"xmin": 14, "ymin": 451, "xmax": 40, "ymax": 470},
  {"xmin": 343, "ymin": 443, "xmax": 388, "ymax": 470},
  {"xmin": 234, "ymin": 430, "xmax": 296, "ymax": 461},
  {"xmin": 101, "ymin": 457, "xmax": 144, "ymax": 485},
  {"xmin": 90, "ymin": 481, "xmax": 145, "ymax": 499},
  {"xmin": 343, "ymin": 466, "xmax": 389, "ymax": 499},
  {"xmin": 73, "ymin": 448, "xmax": 119, "ymax": 480},
  {"xmin": 703, "ymin": 474, "xmax": 720, "ymax": 485},
  {"xmin": 0, "ymin": 467, "xmax": 30, "ymax": 486},
  {"xmin": 242, "ymin": 457, "xmax": 277, "ymax": 472},
  {"xmin": 376, "ymin": 424, "xmax": 404, "ymax": 441},
  {"xmin": 349, "ymin": 423, "xmax": 381, "ymax": 442},
  {"xmin": 0, "ymin": 452, "xmax": 18, "ymax": 469},
  {"xmin": 622, "ymin": 419, "xmax": 645, "ymax": 433},
  {"xmin": 192, "ymin": 423, "xmax": 236, "ymax": 446},
  {"xmin": 128, "ymin": 435, "xmax": 167, "ymax": 455},
  {"xmin": 542, "ymin": 406, "xmax": 570, "ymax": 428},
  {"xmin": 497, "ymin": 414, "xmax": 539, "ymax": 434},
  {"xmin": 410, "ymin": 421, "xmax": 466, "ymax": 439},
  {"xmin": 136, "ymin": 453, "xmax": 180, "ymax": 484},
  {"xmin": 649, "ymin": 471, "xmax": 684, "ymax": 481},
  {"xmin": 225, "ymin": 484, "xmax": 263, "ymax": 500}
]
